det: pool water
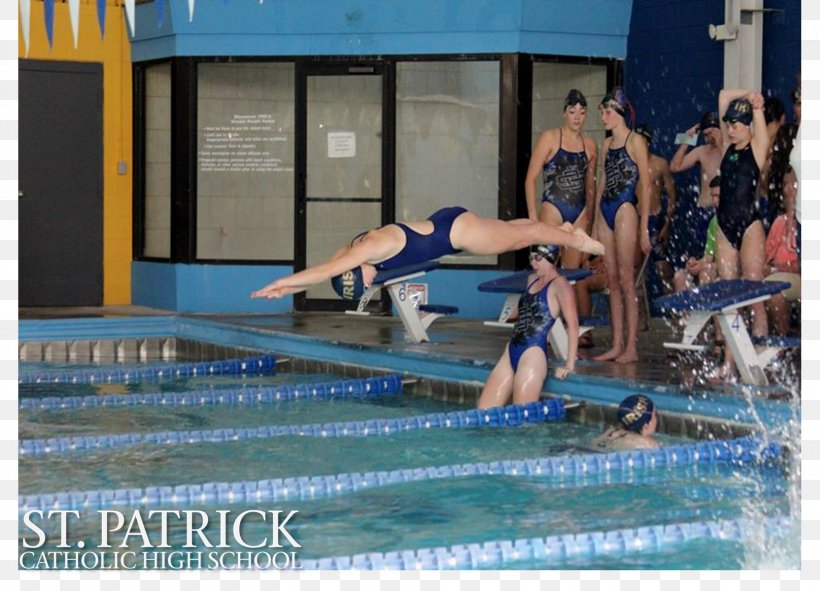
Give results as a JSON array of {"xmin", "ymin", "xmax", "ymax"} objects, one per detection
[{"xmin": 18, "ymin": 364, "xmax": 798, "ymax": 569}]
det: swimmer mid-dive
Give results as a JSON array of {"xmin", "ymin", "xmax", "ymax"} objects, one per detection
[
  {"xmin": 590, "ymin": 394, "xmax": 660, "ymax": 451},
  {"xmin": 251, "ymin": 206, "xmax": 604, "ymax": 300},
  {"xmin": 477, "ymin": 245, "xmax": 579, "ymax": 409}
]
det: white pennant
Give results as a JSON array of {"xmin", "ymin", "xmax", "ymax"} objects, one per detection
[
  {"xmin": 19, "ymin": 0, "xmax": 30, "ymax": 57},
  {"xmin": 125, "ymin": 0, "xmax": 136, "ymax": 37},
  {"xmin": 68, "ymin": 0, "xmax": 80, "ymax": 48},
  {"xmin": 188, "ymin": 0, "xmax": 195, "ymax": 22}
]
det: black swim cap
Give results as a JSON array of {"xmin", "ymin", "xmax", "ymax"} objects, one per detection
[
  {"xmin": 722, "ymin": 98, "xmax": 753, "ymax": 126},
  {"xmin": 600, "ymin": 88, "xmax": 630, "ymax": 120},
  {"xmin": 634, "ymin": 123, "xmax": 652, "ymax": 144},
  {"xmin": 564, "ymin": 89, "xmax": 587, "ymax": 110},
  {"xmin": 700, "ymin": 111, "xmax": 720, "ymax": 132}
]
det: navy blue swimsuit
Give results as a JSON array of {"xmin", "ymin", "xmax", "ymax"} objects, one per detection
[
  {"xmin": 542, "ymin": 129, "xmax": 588, "ymax": 224},
  {"xmin": 718, "ymin": 144, "xmax": 760, "ymax": 250},
  {"xmin": 508, "ymin": 278, "xmax": 557, "ymax": 372},
  {"xmin": 600, "ymin": 134, "xmax": 639, "ymax": 230},
  {"xmin": 373, "ymin": 206, "xmax": 466, "ymax": 272}
]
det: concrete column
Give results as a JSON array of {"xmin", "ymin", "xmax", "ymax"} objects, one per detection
[{"xmin": 722, "ymin": 0, "xmax": 763, "ymax": 90}]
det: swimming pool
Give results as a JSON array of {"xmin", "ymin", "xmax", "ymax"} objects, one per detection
[{"xmin": 18, "ymin": 349, "xmax": 799, "ymax": 570}]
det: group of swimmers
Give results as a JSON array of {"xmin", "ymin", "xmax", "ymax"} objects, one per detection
[{"xmin": 251, "ymin": 81, "xmax": 800, "ymax": 450}]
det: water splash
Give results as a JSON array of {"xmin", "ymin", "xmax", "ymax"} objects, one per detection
[{"xmin": 735, "ymin": 366, "xmax": 801, "ymax": 568}]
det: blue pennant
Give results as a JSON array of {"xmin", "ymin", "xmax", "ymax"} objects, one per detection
[
  {"xmin": 44, "ymin": 0, "xmax": 54, "ymax": 47},
  {"xmin": 97, "ymin": 0, "xmax": 106, "ymax": 38}
]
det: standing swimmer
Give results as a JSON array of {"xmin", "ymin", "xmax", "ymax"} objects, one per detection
[
  {"xmin": 525, "ymin": 89, "xmax": 598, "ymax": 271},
  {"xmin": 477, "ymin": 245, "xmax": 579, "ymax": 409},
  {"xmin": 712, "ymin": 90, "xmax": 770, "ymax": 380},
  {"xmin": 668, "ymin": 111, "xmax": 723, "ymax": 292},
  {"xmin": 593, "ymin": 89, "xmax": 651, "ymax": 364}
]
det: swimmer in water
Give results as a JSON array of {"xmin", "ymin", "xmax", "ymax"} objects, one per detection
[{"xmin": 590, "ymin": 394, "xmax": 660, "ymax": 451}]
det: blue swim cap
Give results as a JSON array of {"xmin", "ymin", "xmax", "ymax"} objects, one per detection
[
  {"xmin": 617, "ymin": 395, "xmax": 655, "ymax": 432},
  {"xmin": 331, "ymin": 267, "xmax": 366, "ymax": 300},
  {"xmin": 531, "ymin": 244, "xmax": 560, "ymax": 264}
]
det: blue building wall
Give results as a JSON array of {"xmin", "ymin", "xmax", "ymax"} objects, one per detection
[
  {"xmin": 133, "ymin": 262, "xmax": 515, "ymax": 318},
  {"xmin": 762, "ymin": 0, "xmax": 801, "ymax": 121},
  {"xmin": 624, "ymin": 1, "xmax": 725, "ymax": 162},
  {"xmin": 132, "ymin": 0, "xmax": 632, "ymax": 60},
  {"xmin": 625, "ymin": 0, "xmax": 801, "ymax": 162}
]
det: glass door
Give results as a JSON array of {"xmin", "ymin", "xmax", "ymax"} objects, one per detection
[{"xmin": 296, "ymin": 64, "xmax": 389, "ymax": 310}]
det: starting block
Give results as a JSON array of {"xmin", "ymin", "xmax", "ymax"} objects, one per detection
[
  {"xmin": 477, "ymin": 268, "xmax": 595, "ymax": 361},
  {"xmin": 655, "ymin": 279, "xmax": 794, "ymax": 386},
  {"xmin": 347, "ymin": 261, "xmax": 458, "ymax": 343}
]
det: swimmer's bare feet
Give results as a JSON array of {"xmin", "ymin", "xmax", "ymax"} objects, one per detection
[
  {"xmin": 615, "ymin": 350, "xmax": 639, "ymax": 364},
  {"xmin": 573, "ymin": 228, "xmax": 605, "ymax": 256},
  {"xmin": 594, "ymin": 347, "xmax": 622, "ymax": 362}
]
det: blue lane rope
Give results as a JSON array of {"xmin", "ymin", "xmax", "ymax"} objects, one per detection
[
  {"xmin": 298, "ymin": 515, "xmax": 792, "ymax": 570},
  {"xmin": 18, "ymin": 354, "xmax": 278, "ymax": 385},
  {"xmin": 19, "ymin": 374, "xmax": 403, "ymax": 411},
  {"xmin": 18, "ymin": 399, "xmax": 565, "ymax": 457},
  {"xmin": 17, "ymin": 436, "xmax": 779, "ymax": 513}
]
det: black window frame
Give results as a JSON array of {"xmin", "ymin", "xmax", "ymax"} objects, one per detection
[{"xmin": 132, "ymin": 53, "xmax": 621, "ymax": 272}]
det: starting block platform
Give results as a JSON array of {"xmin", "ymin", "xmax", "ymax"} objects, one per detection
[
  {"xmin": 347, "ymin": 261, "xmax": 458, "ymax": 344},
  {"xmin": 478, "ymin": 268, "xmax": 597, "ymax": 361},
  {"xmin": 655, "ymin": 279, "xmax": 796, "ymax": 386}
]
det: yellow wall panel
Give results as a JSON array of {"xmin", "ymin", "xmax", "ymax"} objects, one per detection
[{"xmin": 20, "ymin": 2, "xmax": 133, "ymax": 305}]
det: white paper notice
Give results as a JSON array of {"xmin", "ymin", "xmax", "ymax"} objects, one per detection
[{"xmin": 327, "ymin": 132, "xmax": 356, "ymax": 158}]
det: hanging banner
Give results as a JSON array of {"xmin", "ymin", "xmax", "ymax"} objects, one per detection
[
  {"xmin": 68, "ymin": 0, "xmax": 80, "ymax": 48},
  {"xmin": 97, "ymin": 0, "xmax": 106, "ymax": 39},
  {"xmin": 125, "ymin": 0, "xmax": 136, "ymax": 37},
  {"xmin": 19, "ymin": 0, "xmax": 30, "ymax": 57},
  {"xmin": 43, "ymin": 0, "xmax": 54, "ymax": 48}
]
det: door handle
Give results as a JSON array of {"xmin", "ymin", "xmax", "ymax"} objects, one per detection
[{"xmin": 18, "ymin": 190, "xmax": 24, "ymax": 199}]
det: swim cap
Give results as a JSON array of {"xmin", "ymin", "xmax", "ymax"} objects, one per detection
[
  {"xmin": 330, "ymin": 267, "xmax": 366, "ymax": 300},
  {"xmin": 700, "ymin": 111, "xmax": 720, "ymax": 132},
  {"xmin": 600, "ymin": 88, "xmax": 630, "ymax": 120},
  {"xmin": 531, "ymin": 244, "xmax": 560, "ymax": 264},
  {"xmin": 722, "ymin": 98, "xmax": 753, "ymax": 126},
  {"xmin": 564, "ymin": 89, "xmax": 587, "ymax": 110},
  {"xmin": 617, "ymin": 395, "xmax": 655, "ymax": 432},
  {"xmin": 634, "ymin": 123, "xmax": 652, "ymax": 144}
]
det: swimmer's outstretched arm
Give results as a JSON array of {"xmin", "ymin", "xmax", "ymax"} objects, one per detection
[{"xmin": 251, "ymin": 246, "xmax": 371, "ymax": 299}]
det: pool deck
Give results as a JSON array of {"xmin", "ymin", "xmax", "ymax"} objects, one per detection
[{"xmin": 19, "ymin": 305, "xmax": 800, "ymax": 429}]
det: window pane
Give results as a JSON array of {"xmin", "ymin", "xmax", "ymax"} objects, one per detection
[
  {"xmin": 396, "ymin": 61, "xmax": 499, "ymax": 265},
  {"xmin": 197, "ymin": 63, "xmax": 295, "ymax": 260},
  {"xmin": 531, "ymin": 62, "xmax": 608, "ymax": 194},
  {"xmin": 143, "ymin": 63, "xmax": 171, "ymax": 258}
]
